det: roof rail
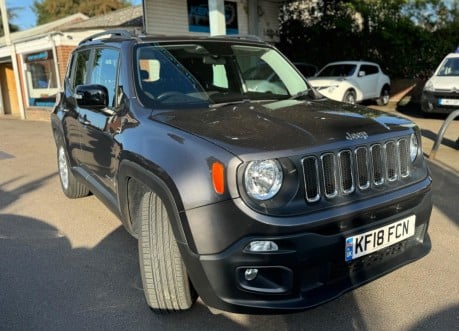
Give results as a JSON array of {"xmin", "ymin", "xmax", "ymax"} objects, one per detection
[
  {"xmin": 212, "ymin": 34, "xmax": 265, "ymax": 43},
  {"xmin": 79, "ymin": 29, "xmax": 136, "ymax": 45}
]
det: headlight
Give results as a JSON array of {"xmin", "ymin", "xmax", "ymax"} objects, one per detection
[
  {"xmin": 328, "ymin": 84, "xmax": 340, "ymax": 93},
  {"xmin": 423, "ymin": 80, "xmax": 434, "ymax": 92},
  {"xmin": 244, "ymin": 159, "xmax": 283, "ymax": 200},
  {"xmin": 410, "ymin": 133, "xmax": 419, "ymax": 162}
]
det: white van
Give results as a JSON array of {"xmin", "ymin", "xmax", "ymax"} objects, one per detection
[{"xmin": 421, "ymin": 52, "xmax": 459, "ymax": 113}]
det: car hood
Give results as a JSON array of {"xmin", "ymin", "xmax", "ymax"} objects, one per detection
[
  {"xmin": 430, "ymin": 75, "xmax": 459, "ymax": 91},
  {"xmin": 150, "ymin": 99, "xmax": 414, "ymax": 158},
  {"xmin": 308, "ymin": 77, "xmax": 348, "ymax": 87}
]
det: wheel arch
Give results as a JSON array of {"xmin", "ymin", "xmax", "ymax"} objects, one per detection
[
  {"xmin": 342, "ymin": 87, "xmax": 360, "ymax": 103},
  {"xmin": 381, "ymin": 83, "xmax": 391, "ymax": 93},
  {"xmin": 117, "ymin": 157, "xmax": 190, "ymax": 248},
  {"xmin": 50, "ymin": 115, "xmax": 66, "ymax": 147}
]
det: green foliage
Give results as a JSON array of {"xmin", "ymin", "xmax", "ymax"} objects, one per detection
[
  {"xmin": 33, "ymin": 0, "xmax": 131, "ymax": 25},
  {"xmin": 279, "ymin": 0, "xmax": 459, "ymax": 79},
  {"xmin": 0, "ymin": 8, "xmax": 20, "ymax": 36}
]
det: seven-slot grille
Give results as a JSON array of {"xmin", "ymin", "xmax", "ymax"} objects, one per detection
[{"xmin": 301, "ymin": 137, "xmax": 410, "ymax": 203}]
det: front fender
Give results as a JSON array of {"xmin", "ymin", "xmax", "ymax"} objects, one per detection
[{"xmin": 116, "ymin": 121, "xmax": 240, "ymax": 213}]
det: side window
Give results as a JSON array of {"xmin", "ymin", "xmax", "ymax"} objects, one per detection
[
  {"xmin": 71, "ymin": 50, "xmax": 91, "ymax": 89},
  {"xmin": 361, "ymin": 65, "xmax": 379, "ymax": 76},
  {"xmin": 88, "ymin": 48, "xmax": 120, "ymax": 108}
]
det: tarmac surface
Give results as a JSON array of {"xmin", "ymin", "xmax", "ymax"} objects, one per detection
[{"xmin": 0, "ymin": 104, "xmax": 458, "ymax": 330}]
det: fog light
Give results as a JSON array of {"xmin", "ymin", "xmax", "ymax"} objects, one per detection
[
  {"xmin": 244, "ymin": 268, "xmax": 258, "ymax": 281},
  {"xmin": 247, "ymin": 240, "xmax": 279, "ymax": 252}
]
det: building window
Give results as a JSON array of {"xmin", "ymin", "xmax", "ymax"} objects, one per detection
[
  {"xmin": 24, "ymin": 50, "xmax": 58, "ymax": 107},
  {"xmin": 187, "ymin": 0, "xmax": 238, "ymax": 34}
]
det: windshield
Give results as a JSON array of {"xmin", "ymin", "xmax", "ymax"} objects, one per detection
[
  {"xmin": 134, "ymin": 42, "xmax": 308, "ymax": 108},
  {"xmin": 317, "ymin": 64, "xmax": 357, "ymax": 77},
  {"xmin": 437, "ymin": 57, "xmax": 459, "ymax": 77}
]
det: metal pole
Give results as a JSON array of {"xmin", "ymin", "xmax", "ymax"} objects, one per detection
[
  {"xmin": 0, "ymin": 0, "xmax": 26, "ymax": 119},
  {"xmin": 429, "ymin": 109, "xmax": 459, "ymax": 160}
]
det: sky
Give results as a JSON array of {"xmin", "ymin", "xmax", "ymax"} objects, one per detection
[{"xmin": 8, "ymin": 0, "xmax": 142, "ymax": 31}]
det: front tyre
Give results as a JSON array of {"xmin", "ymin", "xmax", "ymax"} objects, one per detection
[
  {"xmin": 343, "ymin": 90, "xmax": 356, "ymax": 104},
  {"xmin": 376, "ymin": 86, "xmax": 390, "ymax": 105},
  {"xmin": 138, "ymin": 191, "xmax": 196, "ymax": 312},
  {"xmin": 57, "ymin": 144, "xmax": 89, "ymax": 198}
]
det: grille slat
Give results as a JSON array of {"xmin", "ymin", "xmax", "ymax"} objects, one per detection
[
  {"xmin": 370, "ymin": 144, "xmax": 384, "ymax": 186},
  {"xmin": 302, "ymin": 156, "xmax": 320, "ymax": 202},
  {"xmin": 385, "ymin": 141, "xmax": 398, "ymax": 181},
  {"xmin": 301, "ymin": 137, "xmax": 410, "ymax": 203},
  {"xmin": 398, "ymin": 139, "xmax": 409, "ymax": 177},
  {"xmin": 322, "ymin": 153, "xmax": 338, "ymax": 198},
  {"xmin": 339, "ymin": 151, "xmax": 354, "ymax": 194},
  {"xmin": 355, "ymin": 147, "xmax": 370, "ymax": 190}
]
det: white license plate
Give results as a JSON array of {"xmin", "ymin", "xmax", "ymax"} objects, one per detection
[
  {"xmin": 438, "ymin": 98, "xmax": 459, "ymax": 106},
  {"xmin": 345, "ymin": 215, "xmax": 416, "ymax": 261}
]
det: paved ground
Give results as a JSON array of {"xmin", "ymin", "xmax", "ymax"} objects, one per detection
[{"xmin": 0, "ymin": 105, "xmax": 458, "ymax": 330}]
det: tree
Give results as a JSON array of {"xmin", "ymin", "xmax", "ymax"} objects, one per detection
[
  {"xmin": 33, "ymin": 0, "xmax": 131, "ymax": 25},
  {"xmin": 0, "ymin": 8, "xmax": 20, "ymax": 36},
  {"xmin": 278, "ymin": 0, "xmax": 459, "ymax": 78}
]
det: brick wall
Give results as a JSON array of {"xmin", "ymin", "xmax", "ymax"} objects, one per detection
[{"xmin": 56, "ymin": 45, "xmax": 75, "ymax": 84}]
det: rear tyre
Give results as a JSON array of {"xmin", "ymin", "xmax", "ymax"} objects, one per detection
[
  {"xmin": 343, "ymin": 90, "xmax": 356, "ymax": 104},
  {"xmin": 376, "ymin": 86, "xmax": 390, "ymax": 105},
  {"xmin": 138, "ymin": 190, "xmax": 196, "ymax": 312},
  {"xmin": 57, "ymin": 144, "xmax": 89, "ymax": 199}
]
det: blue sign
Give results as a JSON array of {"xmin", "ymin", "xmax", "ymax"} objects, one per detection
[{"xmin": 188, "ymin": 0, "xmax": 239, "ymax": 34}]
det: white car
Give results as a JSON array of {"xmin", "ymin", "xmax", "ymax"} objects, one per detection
[
  {"xmin": 421, "ymin": 52, "xmax": 459, "ymax": 114},
  {"xmin": 308, "ymin": 61, "xmax": 391, "ymax": 105}
]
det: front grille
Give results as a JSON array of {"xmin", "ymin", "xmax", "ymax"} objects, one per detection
[{"xmin": 301, "ymin": 137, "xmax": 410, "ymax": 203}]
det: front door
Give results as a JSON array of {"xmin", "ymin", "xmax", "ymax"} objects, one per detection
[{"xmin": 77, "ymin": 47, "xmax": 121, "ymax": 193}]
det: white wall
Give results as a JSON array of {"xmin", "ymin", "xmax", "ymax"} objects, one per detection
[{"xmin": 144, "ymin": 0, "xmax": 249, "ymax": 36}]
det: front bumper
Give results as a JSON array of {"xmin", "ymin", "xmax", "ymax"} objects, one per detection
[
  {"xmin": 179, "ymin": 178, "xmax": 432, "ymax": 314},
  {"xmin": 421, "ymin": 91, "xmax": 459, "ymax": 113}
]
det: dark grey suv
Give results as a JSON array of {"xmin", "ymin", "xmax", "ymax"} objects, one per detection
[{"xmin": 51, "ymin": 30, "xmax": 432, "ymax": 314}]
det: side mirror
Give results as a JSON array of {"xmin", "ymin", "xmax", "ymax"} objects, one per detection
[
  {"xmin": 358, "ymin": 71, "xmax": 366, "ymax": 77},
  {"xmin": 75, "ymin": 84, "xmax": 108, "ymax": 110}
]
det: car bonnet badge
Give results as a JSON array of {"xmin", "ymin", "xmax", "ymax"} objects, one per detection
[{"xmin": 346, "ymin": 131, "xmax": 369, "ymax": 140}]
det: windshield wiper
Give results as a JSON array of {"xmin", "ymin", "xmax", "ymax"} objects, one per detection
[{"xmin": 209, "ymin": 99, "xmax": 252, "ymax": 108}]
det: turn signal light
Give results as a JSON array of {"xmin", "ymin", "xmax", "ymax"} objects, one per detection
[{"xmin": 212, "ymin": 162, "xmax": 225, "ymax": 195}]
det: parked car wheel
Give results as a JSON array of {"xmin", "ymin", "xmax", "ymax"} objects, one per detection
[
  {"xmin": 57, "ymin": 144, "xmax": 89, "ymax": 198},
  {"xmin": 138, "ymin": 190, "xmax": 196, "ymax": 312},
  {"xmin": 343, "ymin": 90, "xmax": 356, "ymax": 104},
  {"xmin": 376, "ymin": 86, "xmax": 390, "ymax": 105}
]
